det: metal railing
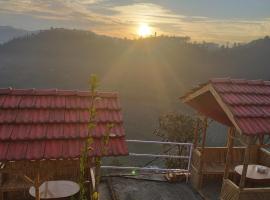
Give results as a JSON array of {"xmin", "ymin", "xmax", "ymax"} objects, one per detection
[{"xmin": 101, "ymin": 140, "xmax": 193, "ymax": 182}]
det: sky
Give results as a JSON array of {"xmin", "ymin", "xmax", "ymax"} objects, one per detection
[{"xmin": 0, "ymin": 0, "xmax": 270, "ymax": 44}]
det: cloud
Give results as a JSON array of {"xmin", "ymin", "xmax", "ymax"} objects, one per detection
[
  {"xmin": 0, "ymin": 1, "xmax": 270, "ymax": 43},
  {"xmin": 107, "ymin": 3, "xmax": 270, "ymax": 43}
]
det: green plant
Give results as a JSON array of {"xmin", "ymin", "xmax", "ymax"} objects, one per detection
[
  {"xmin": 79, "ymin": 74, "xmax": 99, "ymax": 200},
  {"xmin": 79, "ymin": 74, "xmax": 113, "ymax": 200},
  {"xmin": 155, "ymin": 112, "xmax": 203, "ymax": 169}
]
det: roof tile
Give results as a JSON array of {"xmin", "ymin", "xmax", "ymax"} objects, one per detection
[
  {"xmin": 0, "ymin": 88, "xmax": 128, "ymax": 161},
  {"xmin": 184, "ymin": 78, "xmax": 270, "ymax": 136}
]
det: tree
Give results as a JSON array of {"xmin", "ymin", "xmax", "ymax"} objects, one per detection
[{"xmin": 155, "ymin": 112, "xmax": 203, "ymax": 169}]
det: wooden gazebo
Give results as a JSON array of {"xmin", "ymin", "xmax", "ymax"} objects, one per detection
[
  {"xmin": 182, "ymin": 78, "xmax": 270, "ymax": 200},
  {"xmin": 0, "ymin": 88, "xmax": 128, "ymax": 200}
]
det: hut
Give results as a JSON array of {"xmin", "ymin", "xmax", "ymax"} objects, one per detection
[
  {"xmin": 182, "ymin": 78, "xmax": 270, "ymax": 200},
  {"xmin": 0, "ymin": 88, "xmax": 128, "ymax": 199}
]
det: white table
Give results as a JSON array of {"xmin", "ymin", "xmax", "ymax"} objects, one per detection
[
  {"xmin": 234, "ymin": 164, "xmax": 270, "ymax": 180},
  {"xmin": 29, "ymin": 180, "xmax": 80, "ymax": 199}
]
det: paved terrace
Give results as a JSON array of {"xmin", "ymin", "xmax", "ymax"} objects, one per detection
[{"xmin": 100, "ymin": 176, "xmax": 203, "ymax": 200}]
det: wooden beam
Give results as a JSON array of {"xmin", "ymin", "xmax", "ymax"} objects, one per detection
[
  {"xmin": 181, "ymin": 84, "xmax": 211, "ymax": 103},
  {"xmin": 239, "ymin": 139, "xmax": 252, "ymax": 189},
  {"xmin": 181, "ymin": 82, "xmax": 242, "ymax": 136},
  {"xmin": 201, "ymin": 117, "xmax": 208, "ymax": 150},
  {"xmin": 34, "ymin": 164, "xmax": 40, "ymax": 200},
  {"xmin": 224, "ymin": 127, "xmax": 234, "ymax": 179},
  {"xmin": 0, "ymin": 172, "xmax": 4, "ymax": 200},
  {"xmin": 198, "ymin": 117, "xmax": 208, "ymax": 189},
  {"xmin": 208, "ymin": 85, "xmax": 242, "ymax": 135},
  {"xmin": 193, "ymin": 118, "xmax": 200, "ymax": 149},
  {"xmin": 22, "ymin": 175, "xmax": 35, "ymax": 185}
]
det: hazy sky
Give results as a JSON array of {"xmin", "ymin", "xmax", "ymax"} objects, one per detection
[{"xmin": 0, "ymin": 0, "xmax": 270, "ymax": 43}]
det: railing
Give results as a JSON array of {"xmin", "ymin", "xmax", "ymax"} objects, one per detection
[
  {"xmin": 101, "ymin": 140, "xmax": 193, "ymax": 181},
  {"xmin": 221, "ymin": 178, "xmax": 270, "ymax": 200},
  {"xmin": 259, "ymin": 148, "xmax": 270, "ymax": 167},
  {"xmin": 192, "ymin": 147, "xmax": 249, "ymax": 174},
  {"xmin": 220, "ymin": 179, "xmax": 239, "ymax": 200}
]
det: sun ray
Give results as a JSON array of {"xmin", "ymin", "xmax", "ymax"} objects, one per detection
[{"xmin": 137, "ymin": 23, "xmax": 151, "ymax": 37}]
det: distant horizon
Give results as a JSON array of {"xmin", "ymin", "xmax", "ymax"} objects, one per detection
[
  {"xmin": 0, "ymin": 1, "xmax": 270, "ymax": 44},
  {"xmin": 1, "ymin": 25, "xmax": 269, "ymax": 46}
]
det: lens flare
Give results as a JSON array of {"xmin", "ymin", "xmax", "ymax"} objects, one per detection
[{"xmin": 138, "ymin": 23, "xmax": 151, "ymax": 37}]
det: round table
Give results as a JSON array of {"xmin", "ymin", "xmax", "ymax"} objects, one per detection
[
  {"xmin": 29, "ymin": 180, "xmax": 80, "ymax": 199},
  {"xmin": 234, "ymin": 164, "xmax": 270, "ymax": 180}
]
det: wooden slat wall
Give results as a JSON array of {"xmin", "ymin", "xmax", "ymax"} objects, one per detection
[
  {"xmin": 191, "ymin": 149, "xmax": 201, "ymax": 169},
  {"xmin": 258, "ymin": 148, "xmax": 270, "ymax": 167},
  {"xmin": 221, "ymin": 179, "xmax": 270, "ymax": 200},
  {"xmin": 190, "ymin": 166, "xmax": 201, "ymax": 190},
  {"xmin": 239, "ymin": 188, "xmax": 270, "ymax": 200},
  {"xmin": 197, "ymin": 146, "xmax": 259, "ymax": 166},
  {"xmin": 220, "ymin": 179, "xmax": 239, "ymax": 200}
]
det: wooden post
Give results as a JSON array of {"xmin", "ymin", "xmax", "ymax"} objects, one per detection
[
  {"xmin": 200, "ymin": 117, "xmax": 208, "ymax": 150},
  {"xmin": 0, "ymin": 173, "xmax": 4, "ymax": 200},
  {"xmin": 193, "ymin": 118, "xmax": 200, "ymax": 149},
  {"xmin": 239, "ymin": 140, "xmax": 251, "ymax": 189},
  {"xmin": 198, "ymin": 117, "xmax": 208, "ymax": 189},
  {"xmin": 224, "ymin": 127, "xmax": 234, "ymax": 179},
  {"xmin": 35, "ymin": 164, "xmax": 40, "ymax": 200}
]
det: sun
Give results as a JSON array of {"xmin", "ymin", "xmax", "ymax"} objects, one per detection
[{"xmin": 138, "ymin": 23, "xmax": 151, "ymax": 37}]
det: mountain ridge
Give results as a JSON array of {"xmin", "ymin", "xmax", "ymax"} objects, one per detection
[
  {"xmin": 0, "ymin": 28, "xmax": 269, "ymax": 144},
  {"xmin": 0, "ymin": 26, "xmax": 29, "ymax": 44}
]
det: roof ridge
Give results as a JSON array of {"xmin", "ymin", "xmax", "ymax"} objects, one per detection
[
  {"xmin": 0, "ymin": 88, "xmax": 118, "ymax": 97},
  {"xmin": 211, "ymin": 77, "xmax": 270, "ymax": 85}
]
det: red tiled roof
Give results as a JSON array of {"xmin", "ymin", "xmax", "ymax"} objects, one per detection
[
  {"xmin": 182, "ymin": 78, "xmax": 270, "ymax": 136},
  {"xmin": 0, "ymin": 88, "xmax": 128, "ymax": 161}
]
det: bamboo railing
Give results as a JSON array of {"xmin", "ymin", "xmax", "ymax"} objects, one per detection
[
  {"xmin": 220, "ymin": 178, "xmax": 270, "ymax": 200},
  {"xmin": 192, "ymin": 147, "xmax": 246, "ymax": 174},
  {"xmin": 190, "ymin": 146, "xmax": 263, "ymax": 192},
  {"xmin": 240, "ymin": 187, "xmax": 270, "ymax": 200},
  {"xmin": 258, "ymin": 148, "xmax": 270, "ymax": 167},
  {"xmin": 220, "ymin": 179, "xmax": 239, "ymax": 200}
]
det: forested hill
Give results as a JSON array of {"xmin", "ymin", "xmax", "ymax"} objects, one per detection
[
  {"xmin": 0, "ymin": 28, "xmax": 270, "ymax": 143},
  {"xmin": 0, "ymin": 26, "xmax": 29, "ymax": 44}
]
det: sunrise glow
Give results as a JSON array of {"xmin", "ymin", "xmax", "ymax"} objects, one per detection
[{"xmin": 138, "ymin": 23, "xmax": 151, "ymax": 37}]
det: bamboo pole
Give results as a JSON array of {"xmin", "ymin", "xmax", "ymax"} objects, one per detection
[
  {"xmin": 0, "ymin": 172, "xmax": 4, "ymax": 200},
  {"xmin": 224, "ymin": 127, "xmax": 234, "ymax": 179},
  {"xmin": 198, "ymin": 117, "xmax": 208, "ymax": 189},
  {"xmin": 239, "ymin": 140, "xmax": 251, "ymax": 189},
  {"xmin": 193, "ymin": 118, "xmax": 200, "ymax": 149},
  {"xmin": 35, "ymin": 164, "xmax": 40, "ymax": 200},
  {"xmin": 200, "ymin": 117, "xmax": 208, "ymax": 149}
]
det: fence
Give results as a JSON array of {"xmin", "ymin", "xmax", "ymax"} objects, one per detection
[{"xmin": 101, "ymin": 140, "xmax": 193, "ymax": 181}]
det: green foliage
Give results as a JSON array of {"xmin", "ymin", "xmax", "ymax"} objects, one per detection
[
  {"xmin": 155, "ymin": 112, "xmax": 203, "ymax": 168},
  {"xmin": 89, "ymin": 74, "xmax": 99, "ymax": 93},
  {"xmin": 156, "ymin": 112, "xmax": 201, "ymax": 142},
  {"xmin": 79, "ymin": 74, "xmax": 99, "ymax": 200},
  {"xmin": 79, "ymin": 74, "xmax": 114, "ymax": 200}
]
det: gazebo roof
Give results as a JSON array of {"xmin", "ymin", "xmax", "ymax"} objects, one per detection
[
  {"xmin": 0, "ymin": 88, "xmax": 128, "ymax": 161},
  {"xmin": 182, "ymin": 78, "xmax": 270, "ymax": 136}
]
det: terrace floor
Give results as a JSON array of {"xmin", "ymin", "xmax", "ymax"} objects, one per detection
[
  {"xmin": 100, "ymin": 175, "xmax": 203, "ymax": 200},
  {"xmin": 200, "ymin": 179, "xmax": 222, "ymax": 200}
]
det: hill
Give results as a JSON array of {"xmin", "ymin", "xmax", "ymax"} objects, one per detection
[
  {"xmin": 0, "ymin": 26, "xmax": 29, "ymax": 44},
  {"xmin": 0, "ymin": 28, "xmax": 270, "ymax": 145}
]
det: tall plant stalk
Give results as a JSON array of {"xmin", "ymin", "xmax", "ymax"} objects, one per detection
[{"xmin": 79, "ymin": 74, "xmax": 112, "ymax": 200}]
